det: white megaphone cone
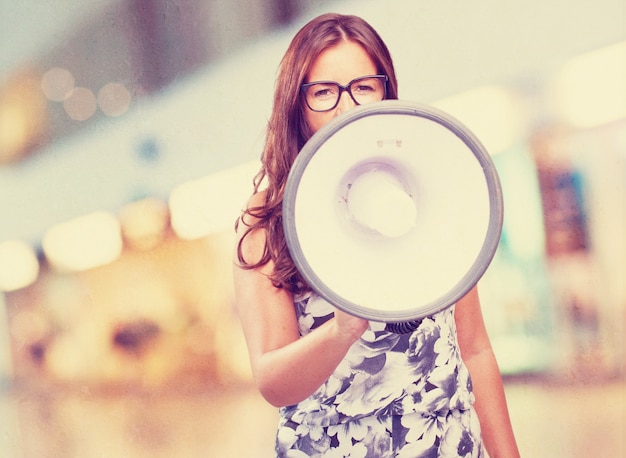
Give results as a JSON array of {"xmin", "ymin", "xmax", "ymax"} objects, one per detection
[{"xmin": 283, "ymin": 100, "xmax": 503, "ymax": 326}]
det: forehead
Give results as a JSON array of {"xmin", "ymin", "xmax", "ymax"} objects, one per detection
[{"xmin": 306, "ymin": 41, "xmax": 378, "ymax": 83}]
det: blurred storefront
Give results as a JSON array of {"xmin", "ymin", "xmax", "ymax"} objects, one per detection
[{"xmin": 1, "ymin": 0, "xmax": 326, "ymax": 389}]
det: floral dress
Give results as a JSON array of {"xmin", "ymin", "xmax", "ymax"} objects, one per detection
[{"xmin": 275, "ymin": 291, "xmax": 486, "ymax": 458}]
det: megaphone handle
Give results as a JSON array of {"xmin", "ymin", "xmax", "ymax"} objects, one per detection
[{"xmin": 385, "ymin": 320, "xmax": 423, "ymax": 334}]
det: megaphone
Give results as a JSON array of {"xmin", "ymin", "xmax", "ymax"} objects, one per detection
[{"xmin": 283, "ymin": 100, "xmax": 503, "ymax": 333}]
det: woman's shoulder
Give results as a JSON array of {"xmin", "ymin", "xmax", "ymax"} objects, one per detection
[
  {"xmin": 238, "ymin": 189, "xmax": 268, "ymax": 228},
  {"xmin": 247, "ymin": 189, "xmax": 268, "ymax": 207},
  {"xmin": 235, "ymin": 189, "xmax": 270, "ymax": 264}
]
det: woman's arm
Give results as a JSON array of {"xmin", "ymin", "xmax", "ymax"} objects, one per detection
[
  {"xmin": 233, "ymin": 193, "xmax": 368, "ymax": 407},
  {"xmin": 455, "ymin": 286, "xmax": 520, "ymax": 458}
]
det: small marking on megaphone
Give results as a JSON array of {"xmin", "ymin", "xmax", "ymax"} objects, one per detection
[{"xmin": 377, "ymin": 139, "xmax": 402, "ymax": 148}]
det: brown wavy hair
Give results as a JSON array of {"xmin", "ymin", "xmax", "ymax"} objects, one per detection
[{"xmin": 235, "ymin": 13, "xmax": 399, "ymax": 294}]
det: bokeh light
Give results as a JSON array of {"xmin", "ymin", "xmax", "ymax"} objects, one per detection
[
  {"xmin": 63, "ymin": 86, "xmax": 97, "ymax": 121},
  {"xmin": 98, "ymin": 82, "xmax": 132, "ymax": 117},
  {"xmin": 42, "ymin": 211, "xmax": 123, "ymax": 272},
  {"xmin": 41, "ymin": 67, "xmax": 75, "ymax": 102},
  {"xmin": 0, "ymin": 104, "xmax": 29, "ymax": 162},
  {"xmin": 0, "ymin": 240, "xmax": 40, "ymax": 292},
  {"xmin": 169, "ymin": 161, "xmax": 259, "ymax": 240},
  {"xmin": 549, "ymin": 41, "xmax": 626, "ymax": 128},
  {"xmin": 118, "ymin": 198, "xmax": 169, "ymax": 251}
]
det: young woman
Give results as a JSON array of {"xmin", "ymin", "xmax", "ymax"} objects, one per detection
[{"xmin": 234, "ymin": 13, "xmax": 520, "ymax": 457}]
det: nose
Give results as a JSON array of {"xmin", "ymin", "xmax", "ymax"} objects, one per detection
[{"xmin": 335, "ymin": 90, "xmax": 357, "ymax": 116}]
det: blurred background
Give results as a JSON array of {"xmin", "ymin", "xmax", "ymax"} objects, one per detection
[{"xmin": 0, "ymin": 0, "xmax": 624, "ymax": 456}]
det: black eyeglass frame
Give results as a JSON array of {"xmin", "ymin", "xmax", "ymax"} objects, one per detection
[{"xmin": 300, "ymin": 75, "xmax": 388, "ymax": 112}]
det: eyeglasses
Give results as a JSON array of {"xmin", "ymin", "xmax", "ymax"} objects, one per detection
[{"xmin": 301, "ymin": 75, "xmax": 388, "ymax": 112}]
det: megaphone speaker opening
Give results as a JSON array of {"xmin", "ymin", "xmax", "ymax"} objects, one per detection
[{"xmin": 339, "ymin": 160, "xmax": 417, "ymax": 238}]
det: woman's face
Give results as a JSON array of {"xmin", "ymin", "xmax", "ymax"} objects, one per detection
[{"xmin": 303, "ymin": 41, "xmax": 379, "ymax": 134}]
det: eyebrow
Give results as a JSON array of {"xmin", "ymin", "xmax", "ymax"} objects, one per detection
[{"xmin": 303, "ymin": 74, "xmax": 383, "ymax": 86}]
